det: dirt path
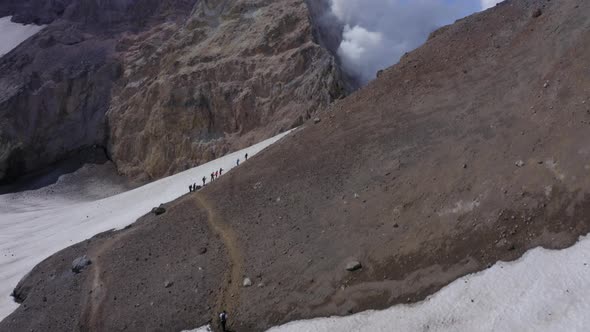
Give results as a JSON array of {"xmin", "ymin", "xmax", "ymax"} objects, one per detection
[
  {"xmin": 194, "ymin": 193, "xmax": 243, "ymax": 327},
  {"xmin": 80, "ymin": 225, "xmax": 141, "ymax": 331},
  {"xmin": 80, "ymin": 236, "xmax": 120, "ymax": 330}
]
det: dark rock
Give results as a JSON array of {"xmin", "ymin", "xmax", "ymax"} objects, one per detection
[
  {"xmin": 495, "ymin": 238, "xmax": 508, "ymax": 248},
  {"xmin": 152, "ymin": 205, "xmax": 166, "ymax": 216},
  {"xmin": 346, "ymin": 261, "xmax": 362, "ymax": 271},
  {"xmin": 199, "ymin": 247, "xmax": 207, "ymax": 254},
  {"xmin": 10, "ymin": 286, "xmax": 29, "ymax": 304},
  {"xmin": 532, "ymin": 9, "xmax": 542, "ymax": 18},
  {"xmin": 314, "ymin": 117, "xmax": 322, "ymax": 124},
  {"xmin": 72, "ymin": 255, "xmax": 92, "ymax": 273},
  {"xmin": 164, "ymin": 280, "xmax": 173, "ymax": 288}
]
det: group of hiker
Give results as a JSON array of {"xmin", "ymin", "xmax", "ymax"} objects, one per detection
[
  {"xmin": 236, "ymin": 152, "xmax": 248, "ymax": 166},
  {"xmin": 188, "ymin": 153, "xmax": 249, "ymax": 193}
]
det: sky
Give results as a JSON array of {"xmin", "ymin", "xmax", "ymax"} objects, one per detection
[{"xmin": 329, "ymin": 0, "xmax": 504, "ymax": 84}]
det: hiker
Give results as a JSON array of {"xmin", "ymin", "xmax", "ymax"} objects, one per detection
[
  {"xmin": 193, "ymin": 183, "xmax": 197, "ymax": 191},
  {"xmin": 202, "ymin": 176, "xmax": 206, "ymax": 186},
  {"xmin": 215, "ymin": 170, "xmax": 219, "ymax": 179},
  {"xmin": 211, "ymin": 172, "xmax": 215, "ymax": 182},
  {"xmin": 189, "ymin": 184, "xmax": 193, "ymax": 193},
  {"xmin": 219, "ymin": 167, "xmax": 223, "ymax": 176},
  {"xmin": 236, "ymin": 158, "xmax": 240, "ymax": 166},
  {"xmin": 219, "ymin": 311, "xmax": 228, "ymax": 332},
  {"xmin": 245, "ymin": 153, "xmax": 248, "ymax": 161}
]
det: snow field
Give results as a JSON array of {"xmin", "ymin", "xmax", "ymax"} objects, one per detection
[
  {"xmin": 2, "ymin": 123, "xmax": 589, "ymax": 331},
  {"xmin": 267, "ymin": 236, "xmax": 590, "ymax": 332},
  {"xmin": 0, "ymin": 131, "xmax": 291, "ymax": 320},
  {"xmin": 0, "ymin": 16, "xmax": 44, "ymax": 57}
]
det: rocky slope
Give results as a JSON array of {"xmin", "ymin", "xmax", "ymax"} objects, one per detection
[
  {"xmin": 0, "ymin": 0, "xmax": 347, "ymax": 183},
  {"xmin": 4, "ymin": 0, "xmax": 590, "ymax": 331}
]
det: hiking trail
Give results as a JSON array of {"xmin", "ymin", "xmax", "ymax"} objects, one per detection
[{"xmin": 194, "ymin": 193, "xmax": 243, "ymax": 321}]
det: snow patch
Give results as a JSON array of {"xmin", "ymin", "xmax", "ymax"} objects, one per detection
[
  {"xmin": 439, "ymin": 199, "xmax": 480, "ymax": 216},
  {"xmin": 0, "ymin": 16, "xmax": 44, "ymax": 57},
  {"xmin": 545, "ymin": 159, "xmax": 566, "ymax": 181},
  {"xmin": 481, "ymin": 0, "xmax": 504, "ymax": 10},
  {"xmin": 267, "ymin": 234, "xmax": 590, "ymax": 331},
  {"xmin": 0, "ymin": 131, "xmax": 291, "ymax": 320},
  {"xmin": 182, "ymin": 326, "xmax": 212, "ymax": 332}
]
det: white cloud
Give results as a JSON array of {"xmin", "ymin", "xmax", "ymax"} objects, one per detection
[{"xmin": 328, "ymin": 0, "xmax": 483, "ymax": 84}]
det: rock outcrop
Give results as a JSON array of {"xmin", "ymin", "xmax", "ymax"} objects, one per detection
[
  {"xmin": 107, "ymin": 0, "xmax": 347, "ymax": 180},
  {"xmin": 0, "ymin": 0, "xmax": 347, "ymax": 183}
]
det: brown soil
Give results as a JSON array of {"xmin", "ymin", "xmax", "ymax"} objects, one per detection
[{"xmin": 3, "ymin": 0, "xmax": 590, "ymax": 331}]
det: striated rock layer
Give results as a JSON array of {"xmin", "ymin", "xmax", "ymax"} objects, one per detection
[
  {"xmin": 108, "ymin": 0, "xmax": 347, "ymax": 180},
  {"xmin": 0, "ymin": 0, "xmax": 347, "ymax": 183}
]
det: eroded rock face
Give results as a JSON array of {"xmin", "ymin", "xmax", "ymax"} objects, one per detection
[
  {"xmin": 0, "ymin": 0, "xmax": 198, "ymax": 183},
  {"xmin": 0, "ymin": 24, "xmax": 119, "ymax": 182},
  {"xmin": 107, "ymin": 0, "xmax": 347, "ymax": 180},
  {"xmin": 0, "ymin": 0, "xmax": 347, "ymax": 183}
]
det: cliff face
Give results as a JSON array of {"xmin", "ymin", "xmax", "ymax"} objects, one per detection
[
  {"xmin": 0, "ymin": 23, "xmax": 119, "ymax": 182},
  {"xmin": 108, "ymin": 0, "xmax": 347, "ymax": 180},
  {"xmin": 0, "ymin": 0, "xmax": 347, "ymax": 183}
]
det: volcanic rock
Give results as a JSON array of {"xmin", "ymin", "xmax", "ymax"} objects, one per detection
[
  {"xmin": 346, "ymin": 261, "xmax": 362, "ymax": 272},
  {"xmin": 71, "ymin": 256, "xmax": 91, "ymax": 274},
  {"xmin": 152, "ymin": 205, "xmax": 166, "ymax": 216},
  {"xmin": 0, "ymin": 0, "xmax": 348, "ymax": 183}
]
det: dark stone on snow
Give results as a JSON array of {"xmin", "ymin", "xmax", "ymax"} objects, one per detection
[
  {"xmin": 72, "ymin": 255, "xmax": 92, "ymax": 273},
  {"xmin": 152, "ymin": 205, "xmax": 166, "ymax": 215}
]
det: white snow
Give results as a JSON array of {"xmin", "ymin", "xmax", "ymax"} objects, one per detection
[
  {"xmin": 0, "ymin": 131, "xmax": 291, "ymax": 320},
  {"xmin": 267, "ymin": 235, "xmax": 590, "ymax": 332},
  {"xmin": 182, "ymin": 326, "xmax": 212, "ymax": 332},
  {"xmin": 481, "ymin": 0, "xmax": 504, "ymax": 10},
  {"xmin": 0, "ymin": 16, "xmax": 44, "ymax": 57},
  {"xmin": 4, "ymin": 126, "xmax": 590, "ymax": 331}
]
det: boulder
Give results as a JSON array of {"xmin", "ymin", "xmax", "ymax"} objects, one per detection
[
  {"xmin": 346, "ymin": 261, "xmax": 362, "ymax": 272},
  {"xmin": 152, "ymin": 205, "xmax": 166, "ymax": 215},
  {"xmin": 72, "ymin": 256, "xmax": 92, "ymax": 273},
  {"xmin": 243, "ymin": 277, "xmax": 252, "ymax": 287}
]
